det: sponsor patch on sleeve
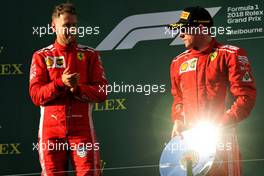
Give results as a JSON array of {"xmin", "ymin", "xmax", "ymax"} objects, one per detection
[
  {"xmin": 238, "ymin": 56, "xmax": 249, "ymax": 64},
  {"xmin": 242, "ymin": 71, "xmax": 253, "ymax": 82}
]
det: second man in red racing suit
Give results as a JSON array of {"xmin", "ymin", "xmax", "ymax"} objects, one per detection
[
  {"xmin": 170, "ymin": 38, "xmax": 256, "ymax": 175},
  {"xmin": 169, "ymin": 6, "xmax": 256, "ymax": 175}
]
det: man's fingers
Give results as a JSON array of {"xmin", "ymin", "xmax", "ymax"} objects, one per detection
[
  {"xmin": 69, "ymin": 74, "xmax": 80, "ymax": 82},
  {"xmin": 66, "ymin": 73, "xmax": 76, "ymax": 78},
  {"xmin": 64, "ymin": 73, "xmax": 80, "ymax": 81},
  {"xmin": 63, "ymin": 67, "xmax": 70, "ymax": 74},
  {"xmin": 63, "ymin": 81, "xmax": 71, "ymax": 87},
  {"xmin": 62, "ymin": 72, "xmax": 80, "ymax": 88},
  {"xmin": 69, "ymin": 73, "xmax": 80, "ymax": 87},
  {"xmin": 171, "ymin": 133, "xmax": 176, "ymax": 138},
  {"xmin": 171, "ymin": 130, "xmax": 184, "ymax": 140},
  {"xmin": 171, "ymin": 120, "xmax": 184, "ymax": 139},
  {"xmin": 179, "ymin": 133, "xmax": 184, "ymax": 140},
  {"xmin": 68, "ymin": 73, "xmax": 80, "ymax": 79},
  {"xmin": 171, "ymin": 129, "xmax": 178, "ymax": 138},
  {"xmin": 69, "ymin": 79, "xmax": 78, "ymax": 85},
  {"xmin": 72, "ymin": 73, "xmax": 80, "ymax": 80}
]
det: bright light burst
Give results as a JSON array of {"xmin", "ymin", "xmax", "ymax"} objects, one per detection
[{"xmin": 185, "ymin": 121, "xmax": 220, "ymax": 156}]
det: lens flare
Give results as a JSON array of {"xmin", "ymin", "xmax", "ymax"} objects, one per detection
[{"xmin": 185, "ymin": 121, "xmax": 220, "ymax": 156}]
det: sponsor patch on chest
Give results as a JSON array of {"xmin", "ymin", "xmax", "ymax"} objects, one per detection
[
  {"xmin": 77, "ymin": 52, "xmax": 84, "ymax": 61},
  {"xmin": 179, "ymin": 58, "xmax": 198, "ymax": 74},
  {"xmin": 209, "ymin": 51, "xmax": 218, "ymax": 61},
  {"xmin": 45, "ymin": 56, "xmax": 65, "ymax": 68}
]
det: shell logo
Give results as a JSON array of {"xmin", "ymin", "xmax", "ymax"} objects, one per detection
[
  {"xmin": 45, "ymin": 57, "xmax": 54, "ymax": 68},
  {"xmin": 181, "ymin": 62, "xmax": 188, "ymax": 72}
]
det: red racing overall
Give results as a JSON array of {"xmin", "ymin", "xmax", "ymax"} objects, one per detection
[
  {"xmin": 30, "ymin": 41, "xmax": 107, "ymax": 176},
  {"xmin": 170, "ymin": 38, "xmax": 256, "ymax": 176}
]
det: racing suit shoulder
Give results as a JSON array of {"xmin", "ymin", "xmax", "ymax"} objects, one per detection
[
  {"xmin": 77, "ymin": 44, "xmax": 101, "ymax": 60},
  {"xmin": 217, "ymin": 44, "xmax": 248, "ymax": 63},
  {"xmin": 218, "ymin": 44, "xmax": 240, "ymax": 50},
  {"xmin": 77, "ymin": 44, "xmax": 96, "ymax": 53},
  {"xmin": 172, "ymin": 49, "xmax": 190, "ymax": 63},
  {"xmin": 35, "ymin": 44, "xmax": 55, "ymax": 55},
  {"xmin": 77, "ymin": 44, "xmax": 103, "ymax": 65},
  {"xmin": 31, "ymin": 45, "xmax": 56, "ymax": 67},
  {"xmin": 217, "ymin": 44, "xmax": 243, "ymax": 54}
]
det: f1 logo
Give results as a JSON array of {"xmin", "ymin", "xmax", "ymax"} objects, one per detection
[{"xmin": 96, "ymin": 7, "xmax": 221, "ymax": 51}]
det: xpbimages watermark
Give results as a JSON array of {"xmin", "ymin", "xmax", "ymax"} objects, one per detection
[
  {"xmin": 99, "ymin": 82, "xmax": 166, "ymax": 95},
  {"xmin": 32, "ymin": 141, "xmax": 99, "ymax": 157},
  {"xmin": 32, "ymin": 141, "xmax": 99, "ymax": 151},
  {"xmin": 164, "ymin": 141, "xmax": 232, "ymax": 153},
  {"xmin": 165, "ymin": 25, "xmax": 232, "ymax": 37},
  {"xmin": 32, "ymin": 24, "xmax": 100, "ymax": 37}
]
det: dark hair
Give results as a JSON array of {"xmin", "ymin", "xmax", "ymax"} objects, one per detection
[{"xmin": 52, "ymin": 3, "xmax": 76, "ymax": 19}]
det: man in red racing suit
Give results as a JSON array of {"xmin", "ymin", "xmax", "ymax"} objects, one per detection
[
  {"xmin": 169, "ymin": 6, "xmax": 256, "ymax": 175},
  {"xmin": 29, "ymin": 3, "xmax": 107, "ymax": 176}
]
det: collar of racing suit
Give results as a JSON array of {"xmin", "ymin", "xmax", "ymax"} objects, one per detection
[{"xmin": 54, "ymin": 40, "xmax": 77, "ymax": 51}]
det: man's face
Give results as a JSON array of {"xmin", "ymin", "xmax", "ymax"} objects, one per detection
[
  {"xmin": 180, "ymin": 34, "xmax": 197, "ymax": 49},
  {"xmin": 52, "ymin": 13, "xmax": 77, "ymax": 45},
  {"xmin": 179, "ymin": 26, "xmax": 201, "ymax": 49}
]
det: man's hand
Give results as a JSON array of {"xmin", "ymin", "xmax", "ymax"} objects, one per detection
[
  {"xmin": 62, "ymin": 71, "xmax": 80, "ymax": 90},
  {"xmin": 171, "ymin": 119, "xmax": 185, "ymax": 138}
]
